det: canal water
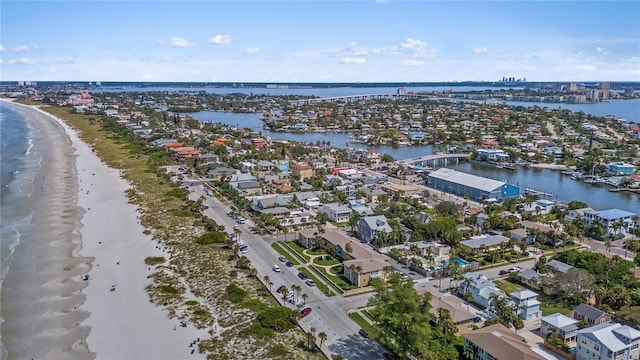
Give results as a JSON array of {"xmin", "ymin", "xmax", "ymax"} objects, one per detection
[{"xmin": 190, "ymin": 110, "xmax": 639, "ymax": 213}]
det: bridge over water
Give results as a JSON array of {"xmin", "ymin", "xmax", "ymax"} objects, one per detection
[
  {"xmin": 398, "ymin": 153, "xmax": 471, "ymax": 167},
  {"xmin": 290, "ymin": 93, "xmax": 416, "ymax": 105}
]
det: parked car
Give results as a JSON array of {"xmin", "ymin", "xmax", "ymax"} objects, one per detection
[
  {"xmin": 509, "ymin": 266, "xmax": 522, "ymax": 273},
  {"xmin": 285, "ymin": 261, "xmax": 294, "ymax": 267},
  {"xmin": 273, "ymin": 265, "xmax": 281, "ymax": 272},
  {"xmin": 276, "ymin": 285, "xmax": 286, "ymax": 293},
  {"xmin": 298, "ymin": 272, "xmax": 308, "ymax": 280},
  {"xmin": 305, "ymin": 279, "xmax": 316, "ymax": 287},
  {"xmin": 278, "ymin": 256, "xmax": 287, "ymax": 262},
  {"xmin": 300, "ymin": 307, "xmax": 312, "ymax": 318},
  {"xmin": 358, "ymin": 329, "xmax": 369, "ymax": 338},
  {"xmin": 499, "ymin": 269, "xmax": 509, "ymax": 275}
]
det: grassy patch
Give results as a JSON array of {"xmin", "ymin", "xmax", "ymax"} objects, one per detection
[
  {"xmin": 494, "ymin": 280, "xmax": 523, "ymax": 294},
  {"xmin": 271, "ymin": 242, "xmax": 301, "ymax": 265},
  {"xmin": 298, "ymin": 267, "xmax": 335, "ymax": 297},
  {"xmin": 144, "ymin": 256, "xmax": 165, "ymax": 265},
  {"xmin": 284, "ymin": 241, "xmax": 311, "ymax": 262},
  {"xmin": 314, "ymin": 265, "xmax": 356, "ymax": 291},
  {"xmin": 313, "ymin": 256, "xmax": 340, "ymax": 266},
  {"xmin": 349, "ymin": 311, "xmax": 376, "ymax": 334},
  {"xmin": 538, "ymin": 295, "xmax": 573, "ymax": 316}
]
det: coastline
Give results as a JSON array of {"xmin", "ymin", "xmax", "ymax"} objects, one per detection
[{"xmin": 0, "ymin": 100, "xmax": 207, "ymax": 359}]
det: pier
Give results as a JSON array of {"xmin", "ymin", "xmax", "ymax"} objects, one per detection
[
  {"xmin": 290, "ymin": 93, "xmax": 414, "ymax": 105},
  {"xmin": 524, "ymin": 187, "xmax": 554, "ymax": 200}
]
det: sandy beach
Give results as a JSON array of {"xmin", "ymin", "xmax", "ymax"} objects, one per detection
[{"xmin": 1, "ymin": 101, "xmax": 207, "ymax": 359}]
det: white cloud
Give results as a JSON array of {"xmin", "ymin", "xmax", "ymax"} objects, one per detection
[
  {"xmin": 596, "ymin": 47, "xmax": 608, "ymax": 55},
  {"xmin": 8, "ymin": 57, "xmax": 36, "ymax": 65},
  {"xmin": 341, "ymin": 57, "xmax": 366, "ymax": 64},
  {"xmin": 170, "ymin": 37, "xmax": 196, "ymax": 48},
  {"xmin": 14, "ymin": 44, "xmax": 38, "ymax": 53},
  {"xmin": 472, "ymin": 47, "xmax": 488, "ymax": 54},
  {"xmin": 244, "ymin": 47, "xmax": 260, "ymax": 55},
  {"xmin": 156, "ymin": 39, "xmax": 166, "ymax": 46},
  {"xmin": 58, "ymin": 57, "xmax": 76, "ymax": 64},
  {"xmin": 402, "ymin": 60, "xmax": 425, "ymax": 66},
  {"xmin": 0, "ymin": 59, "xmax": 3, "ymax": 65},
  {"xmin": 208, "ymin": 35, "xmax": 232, "ymax": 45},
  {"xmin": 0, "ymin": 44, "xmax": 5, "ymax": 52}
]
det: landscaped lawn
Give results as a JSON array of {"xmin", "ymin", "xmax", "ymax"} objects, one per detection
[
  {"xmin": 349, "ymin": 311, "xmax": 376, "ymax": 334},
  {"xmin": 313, "ymin": 256, "xmax": 340, "ymax": 266},
  {"xmin": 314, "ymin": 265, "xmax": 357, "ymax": 291},
  {"xmin": 494, "ymin": 280, "xmax": 523, "ymax": 294},
  {"xmin": 270, "ymin": 243, "xmax": 301, "ymax": 265},
  {"xmin": 285, "ymin": 241, "xmax": 311, "ymax": 262},
  {"xmin": 538, "ymin": 295, "xmax": 573, "ymax": 316},
  {"xmin": 298, "ymin": 266, "xmax": 335, "ymax": 297}
]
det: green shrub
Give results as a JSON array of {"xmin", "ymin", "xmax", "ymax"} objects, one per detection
[
  {"xmin": 160, "ymin": 285, "xmax": 178, "ymax": 295},
  {"xmin": 225, "ymin": 283, "xmax": 247, "ymax": 303},
  {"xmin": 195, "ymin": 231, "xmax": 226, "ymax": 244},
  {"xmin": 185, "ymin": 300, "xmax": 198, "ymax": 306}
]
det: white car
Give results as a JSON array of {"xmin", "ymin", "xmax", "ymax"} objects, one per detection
[
  {"xmin": 305, "ymin": 279, "xmax": 315, "ymax": 287},
  {"xmin": 273, "ymin": 265, "xmax": 281, "ymax": 272}
]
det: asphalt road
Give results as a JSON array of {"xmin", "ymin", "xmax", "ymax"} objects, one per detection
[{"xmin": 184, "ymin": 182, "xmax": 386, "ymax": 359}]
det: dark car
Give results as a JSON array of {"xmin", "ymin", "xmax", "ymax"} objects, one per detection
[
  {"xmin": 499, "ymin": 269, "xmax": 509, "ymax": 275},
  {"xmin": 276, "ymin": 285, "xmax": 286, "ymax": 293},
  {"xmin": 358, "ymin": 329, "xmax": 369, "ymax": 338},
  {"xmin": 298, "ymin": 272, "xmax": 308, "ymax": 280},
  {"xmin": 285, "ymin": 261, "xmax": 294, "ymax": 267},
  {"xmin": 300, "ymin": 307, "xmax": 312, "ymax": 318}
]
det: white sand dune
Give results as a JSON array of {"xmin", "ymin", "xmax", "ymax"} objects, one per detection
[{"xmin": 1, "ymin": 101, "xmax": 208, "ymax": 359}]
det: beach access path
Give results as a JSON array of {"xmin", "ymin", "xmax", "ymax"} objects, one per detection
[{"xmin": 22, "ymin": 103, "xmax": 208, "ymax": 359}]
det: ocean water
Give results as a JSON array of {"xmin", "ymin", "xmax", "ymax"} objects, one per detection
[{"xmin": 0, "ymin": 103, "xmax": 43, "ymax": 332}]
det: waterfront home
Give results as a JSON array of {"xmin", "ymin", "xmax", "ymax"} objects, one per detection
[
  {"xmin": 357, "ymin": 215, "xmax": 392, "ymax": 243},
  {"xmin": 606, "ymin": 162, "xmax": 636, "ymax": 175},
  {"xmin": 521, "ymin": 199, "xmax": 555, "ymax": 215},
  {"xmin": 474, "ymin": 149, "xmax": 510, "ymax": 161},
  {"xmin": 463, "ymin": 324, "xmax": 546, "ymax": 360},
  {"xmin": 318, "ymin": 203, "xmax": 352, "ymax": 223},
  {"xmin": 573, "ymin": 303, "xmax": 611, "ymax": 326},
  {"xmin": 576, "ymin": 322, "xmax": 640, "ymax": 360},
  {"xmin": 427, "ymin": 168, "xmax": 521, "ymax": 202},
  {"xmin": 568, "ymin": 207, "xmax": 636, "ymax": 235},
  {"xmin": 540, "ymin": 313, "xmax": 579, "ymax": 345},
  {"xmin": 510, "ymin": 289, "xmax": 541, "ymax": 320}
]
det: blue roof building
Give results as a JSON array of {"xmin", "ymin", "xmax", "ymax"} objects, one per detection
[{"xmin": 606, "ymin": 162, "xmax": 636, "ymax": 175}]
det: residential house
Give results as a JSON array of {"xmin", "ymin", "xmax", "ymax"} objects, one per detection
[
  {"xmin": 606, "ymin": 162, "xmax": 636, "ymax": 175},
  {"xmin": 510, "ymin": 289, "xmax": 541, "ymax": 320},
  {"xmin": 573, "ymin": 304, "xmax": 611, "ymax": 326},
  {"xmin": 519, "ymin": 268, "xmax": 547, "ymax": 291},
  {"xmin": 291, "ymin": 163, "xmax": 314, "ymax": 180},
  {"xmin": 381, "ymin": 183, "xmax": 422, "ymax": 197},
  {"xmin": 414, "ymin": 241, "xmax": 451, "ymax": 258},
  {"xmin": 566, "ymin": 207, "xmax": 636, "ymax": 235},
  {"xmin": 460, "ymin": 235, "xmax": 509, "ymax": 252},
  {"xmin": 273, "ymin": 178, "xmax": 293, "ymax": 193},
  {"xmin": 540, "ymin": 313, "xmax": 579, "ymax": 345},
  {"xmin": 357, "ymin": 215, "xmax": 392, "ymax": 243},
  {"xmin": 430, "ymin": 295, "xmax": 479, "ymax": 335},
  {"xmin": 547, "ymin": 259, "xmax": 574, "ymax": 274},
  {"xmin": 234, "ymin": 181, "xmax": 262, "ymax": 196},
  {"xmin": 463, "ymin": 324, "xmax": 547, "ymax": 360},
  {"xmin": 251, "ymin": 194, "xmax": 292, "ymax": 211},
  {"xmin": 522, "ymin": 199, "xmax": 555, "ymax": 215},
  {"xmin": 360, "ymin": 186, "xmax": 388, "ymax": 203},
  {"xmin": 577, "ymin": 322, "xmax": 640, "ymax": 360},
  {"xmin": 458, "ymin": 273, "xmax": 506, "ymax": 309},
  {"xmin": 343, "ymin": 258, "xmax": 390, "ymax": 287},
  {"xmin": 318, "ymin": 203, "xmax": 352, "ymax": 223}
]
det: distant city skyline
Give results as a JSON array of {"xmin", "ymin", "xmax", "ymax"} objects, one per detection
[{"xmin": 1, "ymin": 1, "xmax": 639, "ymax": 82}]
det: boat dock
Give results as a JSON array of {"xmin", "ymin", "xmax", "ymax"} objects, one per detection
[{"xmin": 524, "ymin": 187, "xmax": 553, "ymax": 200}]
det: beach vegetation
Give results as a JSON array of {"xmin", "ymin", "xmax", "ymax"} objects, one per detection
[
  {"xmin": 185, "ymin": 300, "xmax": 198, "ymax": 306},
  {"xmin": 144, "ymin": 256, "xmax": 165, "ymax": 265},
  {"xmin": 195, "ymin": 231, "xmax": 226, "ymax": 244},
  {"xmin": 225, "ymin": 283, "xmax": 247, "ymax": 303},
  {"xmin": 160, "ymin": 285, "xmax": 179, "ymax": 295}
]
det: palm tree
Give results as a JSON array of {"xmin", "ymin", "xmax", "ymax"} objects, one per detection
[
  {"xmin": 605, "ymin": 240, "xmax": 612, "ymax": 253},
  {"xmin": 281, "ymin": 286, "xmax": 289, "ymax": 302},
  {"xmin": 318, "ymin": 332, "xmax": 327, "ymax": 347},
  {"xmin": 302, "ymin": 292, "xmax": 309, "ymax": 305}
]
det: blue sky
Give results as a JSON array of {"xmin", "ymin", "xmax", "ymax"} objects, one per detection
[{"xmin": 1, "ymin": 1, "xmax": 638, "ymax": 82}]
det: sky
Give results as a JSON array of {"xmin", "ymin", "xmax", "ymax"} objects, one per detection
[{"xmin": 1, "ymin": 1, "xmax": 639, "ymax": 82}]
